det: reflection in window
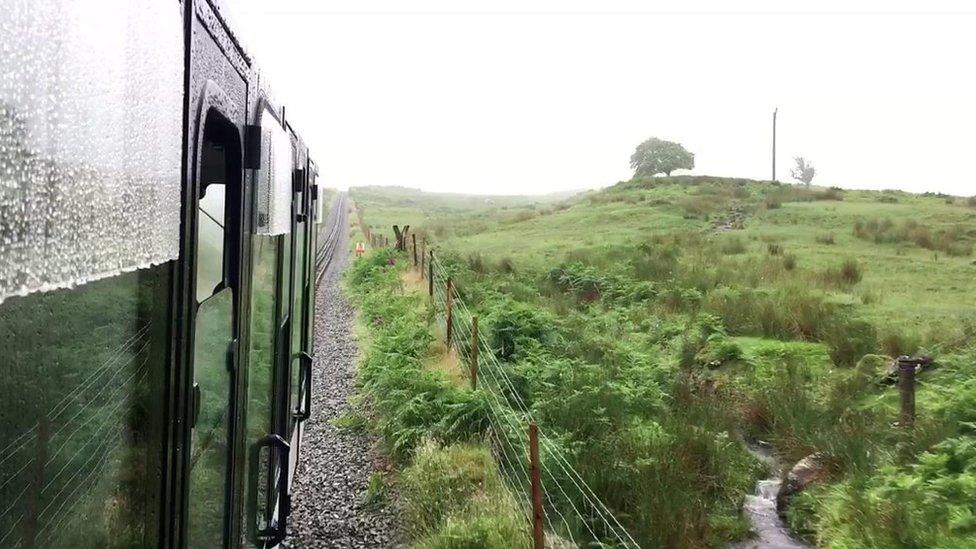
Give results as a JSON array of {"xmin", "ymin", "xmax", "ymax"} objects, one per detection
[
  {"xmin": 242, "ymin": 235, "xmax": 280, "ymax": 544},
  {"xmin": 0, "ymin": 267, "xmax": 170, "ymax": 547}
]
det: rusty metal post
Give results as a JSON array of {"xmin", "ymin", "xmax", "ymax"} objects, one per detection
[
  {"xmin": 446, "ymin": 277, "xmax": 454, "ymax": 346},
  {"xmin": 412, "ymin": 234, "xmax": 418, "ymax": 267},
  {"xmin": 428, "ymin": 251, "xmax": 434, "ymax": 297},
  {"xmin": 898, "ymin": 356, "xmax": 916, "ymax": 429},
  {"xmin": 470, "ymin": 316, "xmax": 479, "ymax": 390},
  {"xmin": 529, "ymin": 422, "xmax": 545, "ymax": 549}
]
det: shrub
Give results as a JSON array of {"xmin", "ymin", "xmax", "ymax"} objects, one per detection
[
  {"xmin": 634, "ymin": 244, "xmax": 680, "ymax": 281},
  {"xmin": 696, "ymin": 334, "xmax": 743, "ymax": 367},
  {"xmin": 840, "ymin": 258, "xmax": 863, "ymax": 284},
  {"xmin": 496, "ymin": 257, "xmax": 515, "ymax": 274},
  {"xmin": 816, "ymin": 233, "xmax": 835, "ymax": 245},
  {"xmin": 659, "ymin": 286, "xmax": 703, "ymax": 312},
  {"xmin": 767, "ymin": 243, "xmax": 783, "ymax": 255},
  {"xmin": 783, "ymin": 253, "xmax": 797, "ymax": 270},
  {"xmin": 823, "ymin": 318, "xmax": 877, "ymax": 367},
  {"xmin": 467, "ymin": 253, "xmax": 486, "ymax": 274},
  {"xmin": 485, "ymin": 299, "xmax": 553, "ymax": 361},
  {"xmin": 799, "ymin": 437, "xmax": 976, "ymax": 548},
  {"xmin": 401, "ymin": 441, "xmax": 528, "ymax": 547},
  {"xmin": 879, "ymin": 329, "xmax": 922, "ymax": 357},
  {"xmin": 721, "ymin": 236, "xmax": 747, "ymax": 255},
  {"xmin": 853, "ymin": 217, "xmax": 972, "ymax": 256},
  {"xmin": 820, "ymin": 258, "xmax": 863, "ymax": 287}
]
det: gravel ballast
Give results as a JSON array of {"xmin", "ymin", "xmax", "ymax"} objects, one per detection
[{"xmin": 288, "ymin": 217, "xmax": 400, "ymax": 548}]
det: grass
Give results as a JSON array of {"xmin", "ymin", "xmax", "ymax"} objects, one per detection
[
  {"xmin": 352, "ymin": 176, "xmax": 976, "ymax": 547},
  {"xmin": 346, "ymin": 249, "xmax": 528, "ymax": 547},
  {"xmin": 353, "ymin": 177, "xmax": 976, "ymax": 343}
]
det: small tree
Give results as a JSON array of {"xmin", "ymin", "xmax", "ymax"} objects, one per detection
[
  {"xmin": 630, "ymin": 138, "xmax": 695, "ymax": 177},
  {"xmin": 791, "ymin": 157, "xmax": 816, "ymax": 186}
]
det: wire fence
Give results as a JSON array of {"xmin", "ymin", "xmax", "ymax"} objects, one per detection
[{"xmin": 417, "ymin": 246, "xmax": 640, "ymax": 548}]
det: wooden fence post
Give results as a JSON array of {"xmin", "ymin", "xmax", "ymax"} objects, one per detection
[
  {"xmin": 428, "ymin": 251, "xmax": 434, "ymax": 297},
  {"xmin": 470, "ymin": 316, "xmax": 479, "ymax": 390},
  {"xmin": 898, "ymin": 356, "xmax": 916, "ymax": 429},
  {"xmin": 412, "ymin": 234, "xmax": 418, "ymax": 267},
  {"xmin": 446, "ymin": 277, "xmax": 454, "ymax": 346},
  {"xmin": 529, "ymin": 422, "xmax": 545, "ymax": 549}
]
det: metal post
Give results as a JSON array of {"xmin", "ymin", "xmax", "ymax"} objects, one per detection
[
  {"xmin": 412, "ymin": 234, "xmax": 418, "ymax": 267},
  {"xmin": 470, "ymin": 316, "xmax": 479, "ymax": 390},
  {"xmin": 446, "ymin": 277, "xmax": 454, "ymax": 346},
  {"xmin": 898, "ymin": 356, "xmax": 916, "ymax": 429},
  {"xmin": 428, "ymin": 251, "xmax": 434, "ymax": 297},
  {"xmin": 529, "ymin": 422, "xmax": 545, "ymax": 549}
]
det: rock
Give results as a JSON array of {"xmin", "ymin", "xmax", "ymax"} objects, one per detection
[
  {"xmin": 880, "ymin": 356, "xmax": 933, "ymax": 385},
  {"xmin": 776, "ymin": 453, "xmax": 831, "ymax": 514}
]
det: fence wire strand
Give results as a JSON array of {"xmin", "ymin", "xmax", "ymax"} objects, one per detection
[{"xmin": 421, "ymin": 252, "xmax": 640, "ymax": 548}]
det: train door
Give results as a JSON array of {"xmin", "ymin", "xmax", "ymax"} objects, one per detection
[
  {"xmin": 288, "ymin": 161, "xmax": 313, "ymax": 485},
  {"xmin": 242, "ymin": 105, "xmax": 294, "ymax": 548},
  {"xmin": 177, "ymin": 3, "xmax": 253, "ymax": 546},
  {"xmin": 185, "ymin": 108, "xmax": 246, "ymax": 548}
]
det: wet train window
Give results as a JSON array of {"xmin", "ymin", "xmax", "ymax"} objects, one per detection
[
  {"xmin": 187, "ymin": 112, "xmax": 243, "ymax": 547},
  {"xmin": 0, "ymin": 0, "xmax": 182, "ymax": 546},
  {"xmin": 242, "ymin": 107, "xmax": 294, "ymax": 544},
  {"xmin": 197, "ymin": 143, "xmax": 228, "ymax": 302}
]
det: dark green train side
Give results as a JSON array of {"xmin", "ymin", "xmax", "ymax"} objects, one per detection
[{"xmin": 0, "ymin": 0, "xmax": 333, "ymax": 546}]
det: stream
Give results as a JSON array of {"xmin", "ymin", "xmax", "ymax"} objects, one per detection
[{"xmin": 730, "ymin": 441, "xmax": 811, "ymax": 549}]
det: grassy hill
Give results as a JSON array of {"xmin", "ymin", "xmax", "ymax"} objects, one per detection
[
  {"xmin": 351, "ymin": 177, "xmax": 976, "ymax": 547},
  {"xmin": 355, "ymin": 176, "xmax": 976, "ymax": 348}
]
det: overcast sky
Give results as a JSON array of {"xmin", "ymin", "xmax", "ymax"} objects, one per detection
[{"xmin": 227, "ymin": 0, "xmax": 976, "ymax": 196}]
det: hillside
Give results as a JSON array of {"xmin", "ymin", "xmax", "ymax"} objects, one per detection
[
  {"xmin": 351, "ymin": 177, "xmax": 976, "ymax": 548},
  {"xmin": 356, "ymin": 176, "xmax": 976, "ymax": 345}
]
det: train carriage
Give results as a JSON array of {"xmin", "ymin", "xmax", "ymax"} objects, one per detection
[{"xmin": 0, "ymin": 0, "xmax": 326, "ymax": 546}]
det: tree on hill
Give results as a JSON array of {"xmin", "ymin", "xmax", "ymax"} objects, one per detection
[
  {"xmin": 791, "ymin": 157, "xmax": 816, "ymax": 186},
  {"xmin": 630, "ymin": 138, "xmax": 695, "ymax": 177}
]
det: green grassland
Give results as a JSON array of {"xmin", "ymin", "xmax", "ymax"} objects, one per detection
[
  {"xmin": 351, "ymin": 185, "xmax": 582, "ymax": 243},
  {"xmin": 351, "ymin": 177, "xmax": 976, "ymax": 548},
  {"xmin": 354, "ymin": 177, "xmax": 976, "ymax": 344}
]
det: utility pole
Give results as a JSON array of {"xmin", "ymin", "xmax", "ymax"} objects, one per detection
[{"xmin": 772, "ymin": 107, "xmax": 778, "ymax": 182}]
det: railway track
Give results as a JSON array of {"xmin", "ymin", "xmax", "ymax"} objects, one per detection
[{"xmin": 316, "ymin": 193, "xmax": 348, "ymax": 283}]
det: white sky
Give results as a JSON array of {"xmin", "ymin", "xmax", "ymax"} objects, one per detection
[{"xmin": 228, "ymin": 0, "xmax": 976, "ymax": 195}]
